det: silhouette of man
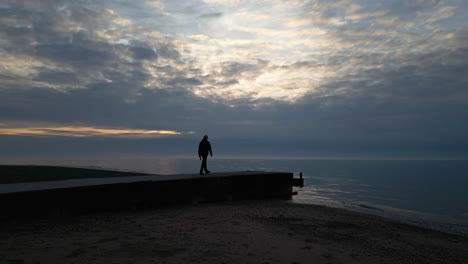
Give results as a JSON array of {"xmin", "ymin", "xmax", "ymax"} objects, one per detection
[{"xmin": 198, "ymin": 135, "xmax": 213, "ymax": 175}]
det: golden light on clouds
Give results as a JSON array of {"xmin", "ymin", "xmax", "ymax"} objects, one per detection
[
  {"xmin": 0, "ymin": 126, "xmax": 190, "ymax": 138},
  {"xmin": 1, "ymin": 51, "xmax": 41, "ymax": 78}
]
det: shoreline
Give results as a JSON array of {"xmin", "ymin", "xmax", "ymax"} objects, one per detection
[
  {"xmin": 1, "ymin": 200, "xmax": 467, "ymax": 264},
  {"xmin": 292, "ymin": 198, "xmax": 468, "ymax": 238}
]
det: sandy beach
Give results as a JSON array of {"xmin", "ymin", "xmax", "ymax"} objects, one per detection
[{"xmin": 1, "ymin": 200, "xmax": 467, "ymax": 264}]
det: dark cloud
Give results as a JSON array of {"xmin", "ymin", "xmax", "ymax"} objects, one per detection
[
  {"xmin": 295, "ymin": 47, "xmax": 468, "ymax": 145},
  {"xmin": 199, "ymin": 12, "xmax": 223, "ymax": 19},
  {"xmin": 386, "ymin": 0, "xmax": 443, "ymax": 19},
  {"xmin": 0, "ymin": 0, "xmax": 189, "ymax": 95},
  {"xmin": 35, "ymin": 41, "xmax": 115, "ymax": 68},
  {"xmin": 199, "ymin": 61, "xmax": 268, "ymax": 87},
  {"xmin": 164, "ymin": 77, "xmax": 202, "ymax": 86},
  {"xmin": 130, "ymin": 46, "xmax": 157, "ymax": 60},
  {"xmin": 220, "ymin": 62, "xmax": 259, "ymax": 76},
  {"xmin": 33, "ymin": 70, "xmax": 80, "ymax": 84},
  {"xmin": 156, "ymin": 44, "xmax": 182, "ymax": 60}
]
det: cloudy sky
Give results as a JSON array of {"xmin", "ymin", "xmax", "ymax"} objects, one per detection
[{"xmin": 1, "ymin": 0, "xmax": 467, "ymax": 158}]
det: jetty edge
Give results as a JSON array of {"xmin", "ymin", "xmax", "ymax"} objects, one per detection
[{"xmin": 0, "ymin": 165, "xmax": 303, "ymax": 219}]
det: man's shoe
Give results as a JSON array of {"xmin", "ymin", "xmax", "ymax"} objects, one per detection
[
  {"xmin": 200, "ymin": 172, "xmax": 205, "ymax": 175},
  {"xmin": 206, "ymin": 171, "xmax": 210, "ymax": 174}
]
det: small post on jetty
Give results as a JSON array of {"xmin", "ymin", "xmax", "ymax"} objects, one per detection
[{"xmin": 293, "ymin": 172, "xmax": 304, "ymax": 187}]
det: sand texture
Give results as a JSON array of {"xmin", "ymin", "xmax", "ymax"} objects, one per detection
[{"xmin": 1, "ymin": 201, "xmax": 467, "ymax": 264}]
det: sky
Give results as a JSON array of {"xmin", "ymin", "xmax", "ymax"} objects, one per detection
[{"xmin": 1, "ymin": 0, "xmax": 467, "ymax": 158}]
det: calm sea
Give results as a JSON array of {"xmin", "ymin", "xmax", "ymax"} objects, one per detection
[{"xmin": 3, "ymin": 157, "xmax": 468, "ymax": 235}]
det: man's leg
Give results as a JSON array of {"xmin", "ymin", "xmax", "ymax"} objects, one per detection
[
  {"xmin": 204, "ymin": 155, "xmax": 210, "ymax": 173},
  {"xmin": 200, "ymin": 157, "xmax": 205, "ymax": 174},
  {"xmin": 201, "ymin": 155, "xmax": 207, "ymax": 174},
  {"xmin": 202, "ymin": 155, "xmax": 209, "ymax": 173}
]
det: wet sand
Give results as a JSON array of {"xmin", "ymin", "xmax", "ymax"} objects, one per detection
[{"xmin": 1, "ymin": 200, "xmax": 467, "ymax": 264}]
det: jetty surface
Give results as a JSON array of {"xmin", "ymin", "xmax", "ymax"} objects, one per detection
[{"xmin": 0, "ymin": 165, "xmax": 302, "ymax": 218}]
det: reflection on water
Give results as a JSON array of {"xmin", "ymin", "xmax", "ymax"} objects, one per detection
[
  {"xmin": 0, "ymin": 157, "xmax": 199, "ymax": 175},
  {"xmin": 293, "ymin": 173, "xmax": 468, "ymax": 236},
  {"xmin": 2, "ymin": 156, "xmax": 468, "ymax": 235}
]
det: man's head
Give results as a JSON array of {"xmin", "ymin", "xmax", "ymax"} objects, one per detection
[{"xmin": 203, "ymin": 135, "xmax": 208, "ymax": 140}]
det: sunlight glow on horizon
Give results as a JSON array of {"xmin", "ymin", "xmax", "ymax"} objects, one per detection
[{"xmin": 0, "ymin": 126, "xmax": 191, "ymax": 138}]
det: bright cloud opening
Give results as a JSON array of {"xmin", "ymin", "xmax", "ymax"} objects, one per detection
[{"xmin": 0, "ymin": 126, "xmax": 192, "ymax": 138}]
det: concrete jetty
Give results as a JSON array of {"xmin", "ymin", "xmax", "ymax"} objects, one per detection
[{"xmin": 0, "ymin": 166, "xmax": 303, "ymax": 219}]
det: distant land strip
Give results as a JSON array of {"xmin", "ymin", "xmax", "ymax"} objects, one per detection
[{"xmin": 0, "ymin": 165, "xmax": 149, "ymax": 184}]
